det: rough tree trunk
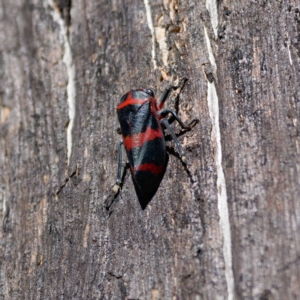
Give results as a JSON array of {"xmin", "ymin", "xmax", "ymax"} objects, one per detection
[{"xmin": 1, "ymin": 0, "xmax": 299, "ymax": 299}]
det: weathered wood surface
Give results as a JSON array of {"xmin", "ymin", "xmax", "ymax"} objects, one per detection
[{"xmin": 0, "ymin": 0, "xmax": 299, "ymax": 299}]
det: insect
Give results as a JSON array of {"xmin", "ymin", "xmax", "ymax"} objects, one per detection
[{"xmin": 113, "ymin": 78, "xmax": 199, "ymax": 209}]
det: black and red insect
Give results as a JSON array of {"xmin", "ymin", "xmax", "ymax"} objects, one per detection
[{"xmin": 113, "ymin": 78, "xmax": 199, "ymax": 209}]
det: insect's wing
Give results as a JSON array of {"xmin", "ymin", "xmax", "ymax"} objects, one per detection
[{"xmin": 132, "ymin": 154, "xmax": 169, "ymax": 209}]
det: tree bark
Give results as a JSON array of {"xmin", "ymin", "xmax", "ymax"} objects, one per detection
[{"xmin": 1, "ymin": 0, "xmax": 299, "ymax": 299}]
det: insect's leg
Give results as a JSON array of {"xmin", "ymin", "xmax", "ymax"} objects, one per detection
[
  {"xmin": 160, "ymin": 118, "xmax": 188, "ymax": 164},
  {"xmin": 159, "ymin": 108, "xmax": 199, "ymax": 129},
  {"xmin": 158, "ymin": 77, "xmax": 188, "ymax": 109},
  {"xmin": 112, "ymin": 140, "xmax": 123, "ymax": 193}
]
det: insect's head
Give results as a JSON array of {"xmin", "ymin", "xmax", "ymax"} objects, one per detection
[
  {"xmin": 131, "ymin": 89, "xmax": 155, "ymax": 99},
  {"xmin": 118, "ymin": 89, "xmax": 155, "ymax": 103},
  {"xmin": 143, "ymin": 89, "xmax": 154, "ymax": 97},
  {"xmin": 117, "ymin": 89, "xmax": 156, "ymax": 110}
]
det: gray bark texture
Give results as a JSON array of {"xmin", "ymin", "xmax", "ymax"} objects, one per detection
[{"xmin": 1, "ymin": 0, "xmax": 300, "ymax": 299}]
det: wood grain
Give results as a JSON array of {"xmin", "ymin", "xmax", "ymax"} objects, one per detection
[{"xmin": 0, "ymin": 0, "xmax": 299, "ymax": 299}]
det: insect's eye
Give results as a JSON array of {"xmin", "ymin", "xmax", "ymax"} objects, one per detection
[{"xmin": 145, "ymin": 89, "xmax": 154, "ymax": 97}]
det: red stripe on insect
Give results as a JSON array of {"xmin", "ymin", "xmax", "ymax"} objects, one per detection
[
  {"xmin": 117, "ymin": 94, "xmax": 148, "ymax": 110},
  {"xmin": 132, "ymin": 163, "xmax": 164, "ymax": 176},
  {"xmin": 123, "ymin": 126, "xmax": 163, "ymax": 150}
]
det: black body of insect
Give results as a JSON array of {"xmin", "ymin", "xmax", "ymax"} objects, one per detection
[{"xmin": 114, "ymin": 78, "xmax": 199, "ymax": 209}]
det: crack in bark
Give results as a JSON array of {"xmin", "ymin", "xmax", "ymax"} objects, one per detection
[
  {"xmin": 48, "ymin": 0, "xmax": 76, "ymax": 166},
  {"xmin": 2, "ymin": 193, "xmax": 9, "ymax": 232},
  {"xmin": 55, "ymin": 178, "xmax": 69, "ymax": 195},
  {"xmin": 203, "ymin": 19, "xmax": 235, "ymax": 300},
  {"xmin": 144, "ymin": 0, "xmax": 157, "ymax": 69},
  {"xmin": 107, "ymin": 272, "xmax": 123, "ymax": 280},
  {"xmin": 53, "ymin": 0, "xmax": 72, "ymax": 27}
]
